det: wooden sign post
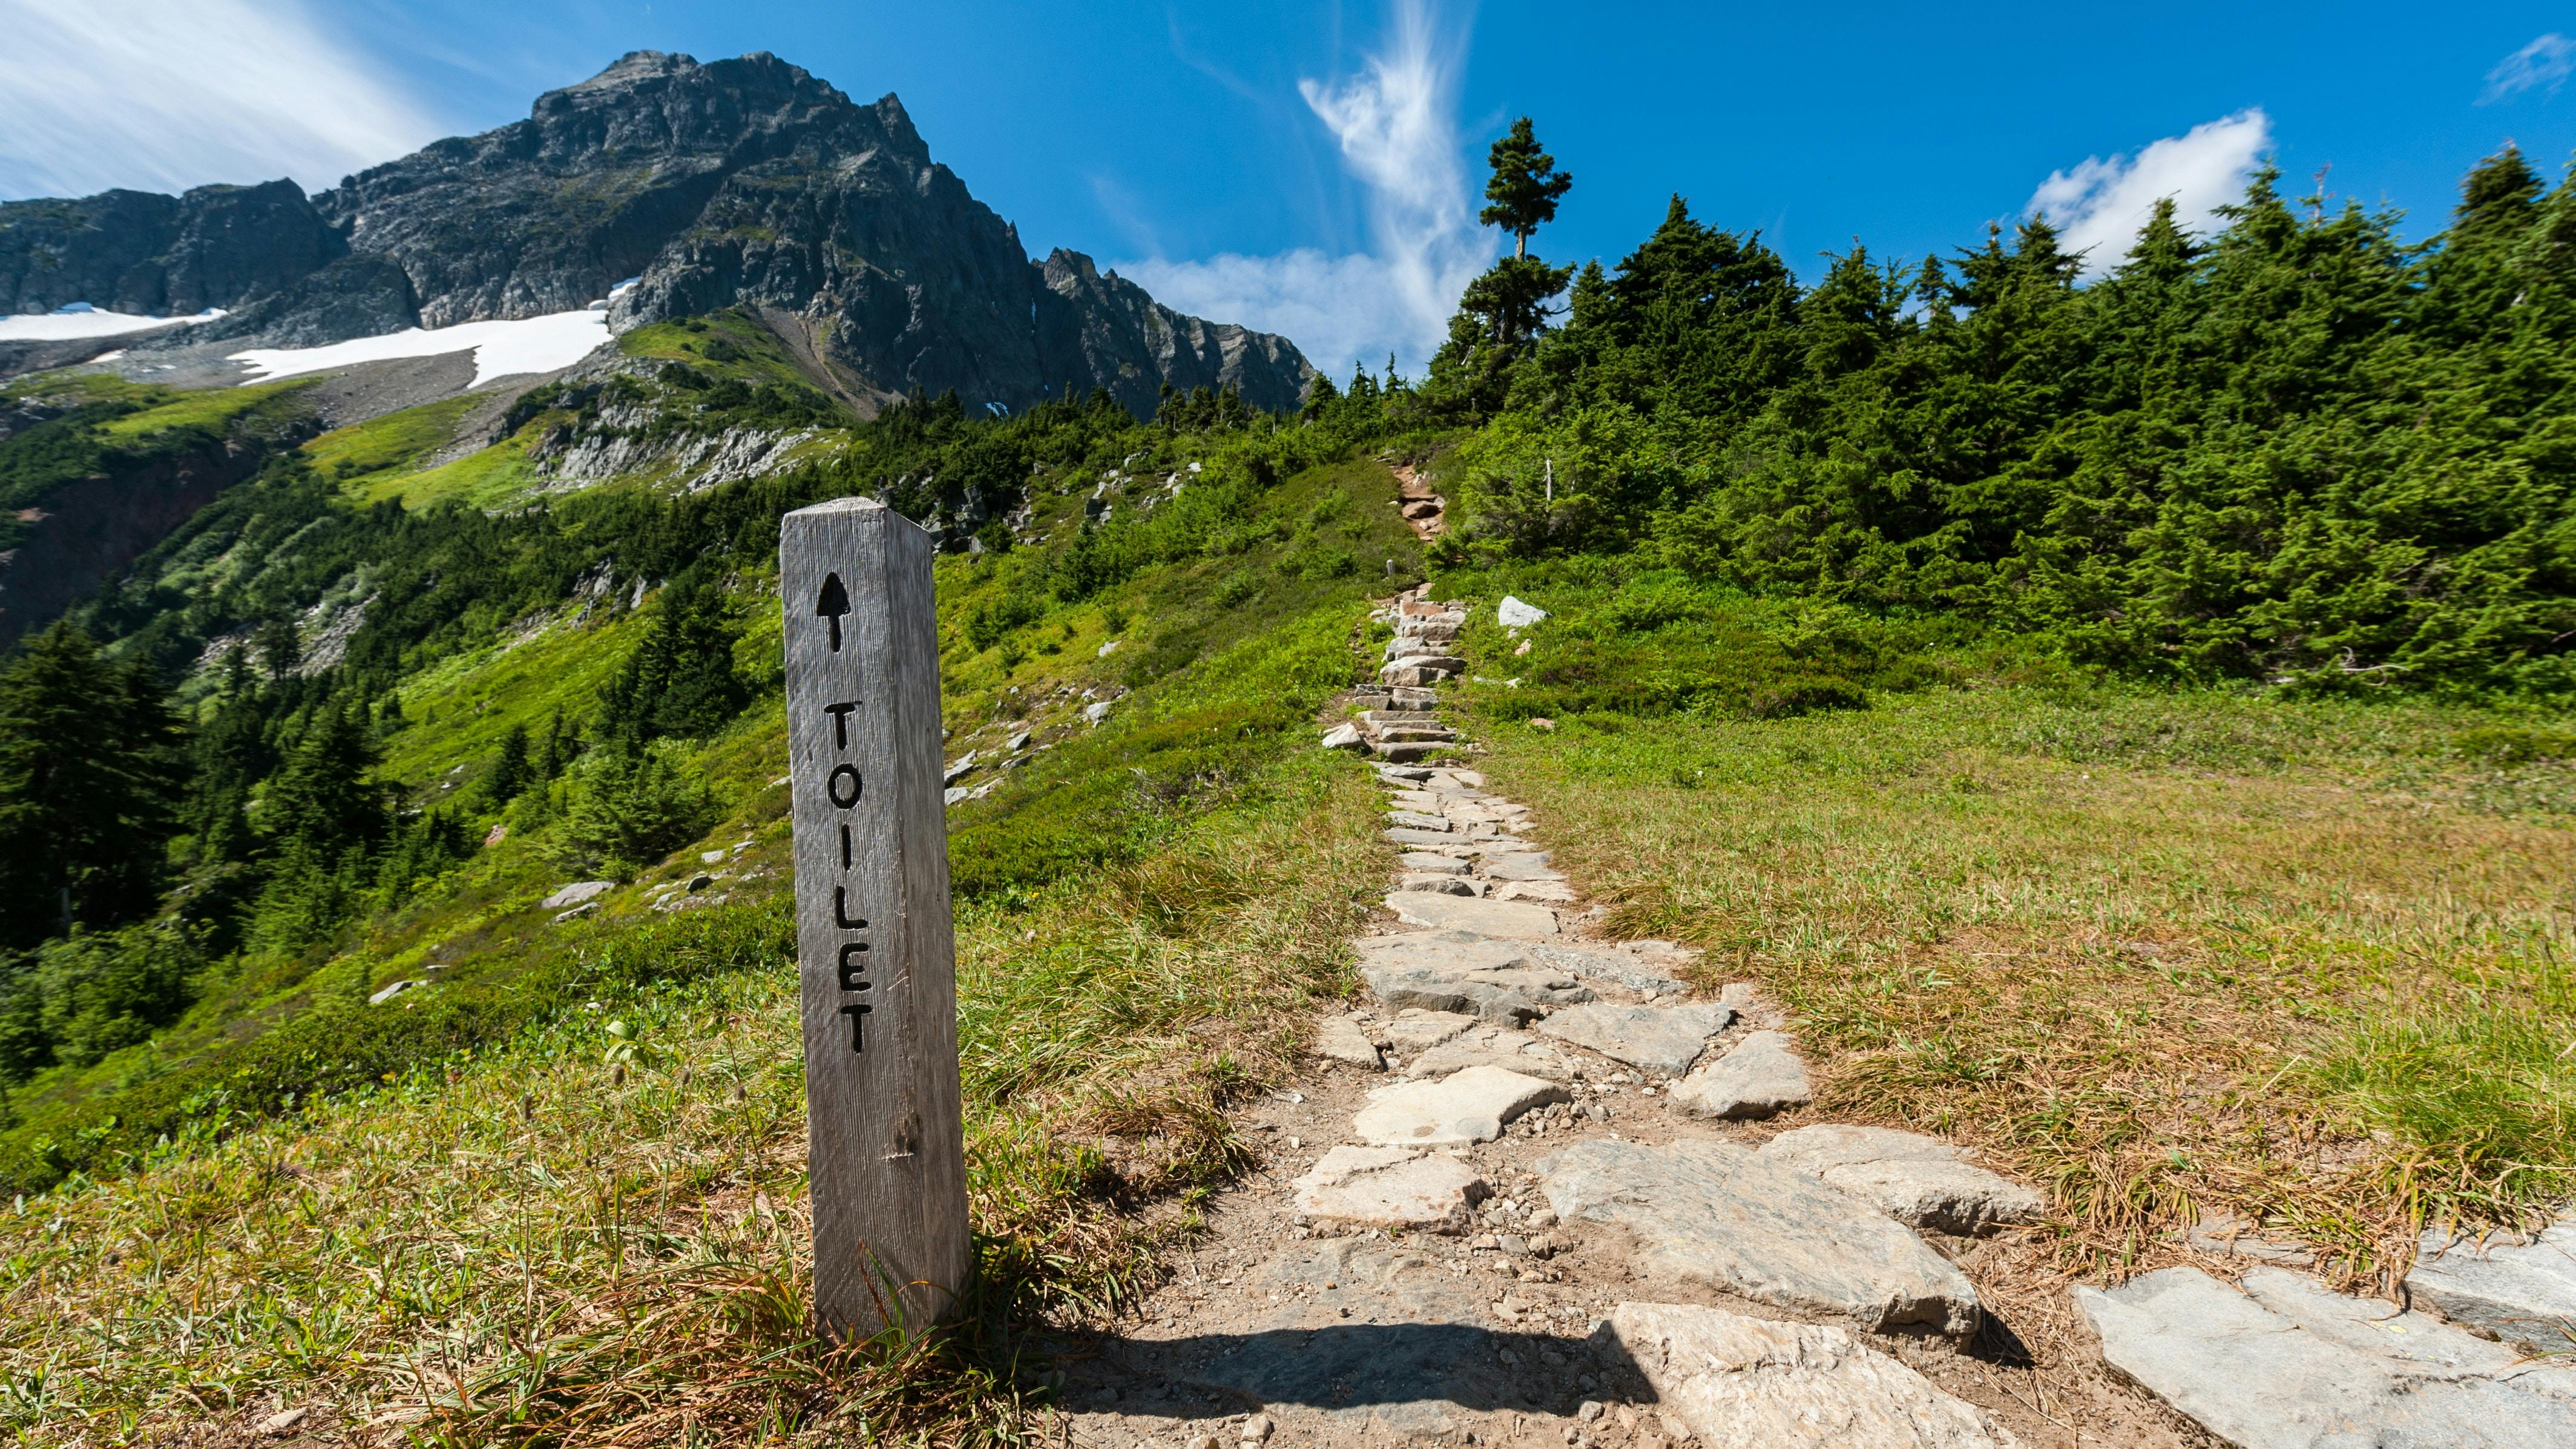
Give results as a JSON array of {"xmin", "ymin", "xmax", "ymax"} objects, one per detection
[{"xmin": 778, "ymin": 497, "xmax": 969, "ymax": 1338}]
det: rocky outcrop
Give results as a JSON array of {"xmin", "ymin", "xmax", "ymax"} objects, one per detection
[
  {"xmin": 10, "ymin": 51, "xmax": 1315, "ymax": 413},
  {"xmin": 0, "ymin": 434, "xmax": 269, "ymax": 648}
]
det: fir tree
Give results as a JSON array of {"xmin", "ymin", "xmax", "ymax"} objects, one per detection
[{"xmin": 0, "ymin": 625, "xmax": 189, "ymax": 948}]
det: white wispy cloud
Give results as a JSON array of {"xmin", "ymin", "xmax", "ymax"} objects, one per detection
[
  {"xmin": 0, "ymin": 0, "xmax": 439, "ymax": 200},
  {"xmin": 2028, "ymin": 110, "xmax": 2272, "ymax": 278},
  {"xmin": 1117, "ymin": 1, "xmax": 1490, "ymax": 381},
  {"xmin": 2483, "ymin": 33, "xmax": 2576, "ymax": 104}
]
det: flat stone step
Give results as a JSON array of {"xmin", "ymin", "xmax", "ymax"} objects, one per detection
[
  {"xmin": 1534, "ymin": 1002, "xmax": 1734, "ymax": 1077},
  {"xmin": 1536, "ymin": 1138, "xmax": 1982, "ymax": 1337},
  {"xmin": 1357, "ymin": 932, "xmax": 1592, "ymax": 1024},
  {"xmin": 2407, "ymin": 1217, "xmax": 2576, "ymax": 1352},
  {"xmin": 1385, "ymin": 809, "xmax": 1453, "ymax": 832},
  {"xmin": 1396, "ymin": 852, "xmax": 1470, "ymax": 875},
  {"xmin": 1612, "ymin": 1301, "xmax": 2019, "ymax": 1448},
  {"xmin": 1385, "ymin": 826, "xmax": 1465, "ymax": 848},
  {"xmin": 1375, "ymin": 726, "xmax": 1459, "ymax": 743},
  {"xmin": 1669, "ymin": 1030, "xmax": 1813, "ymax": 1119},
  {"xmin": 1374, "ymin": 741, "xmax": 1451, "ymax": 762},
  {"xmin": 1403, "ymin": 1027, "xmax": 1575, "ymax": 1082},
  {"xmin": 2077, "ymin": 1266, "xmax": 2576, "ymax": 1448},
  {"xmin": 1756, "ymin": 1125, "xmax": 2045, "ymax": 1235},
  {"xmin": 1354, "ymin": 1064, "xmax": 1567, "ymax": 1146},
  {"xmin": 1290, "ymin": 1146, "xmax": 1487, "ymax": 1233},
  {"xmin": 1310, "ymin": 1014, "xmax": 1384, "ymax": 1070},
  {"xmin": 1478, "ymin": 851, "xmax": 1560, "ymax": 880},
  {"xmin": 1396, "ymin": 873, "xmax": 1478, "ymax": 896},
  {"xmin": 1382, "ymin": 893, "xmax": 1559, "ymax": 939}
]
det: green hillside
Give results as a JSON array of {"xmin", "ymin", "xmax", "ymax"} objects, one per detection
[{"xmin": 4, "ymin": 122, "xmax": 2576, "ymax": 1442}]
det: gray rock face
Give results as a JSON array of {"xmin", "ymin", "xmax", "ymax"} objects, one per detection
[
  {"xmin": 1611, "ymin": 1302, "xmax": 2020, "ymax": 1448},
  {"xmin": 541, "ymin": 880, "xmax": 615, "ymax": 910},
  {"xmin": 1534, "ymin": 1002, "xmax": 1732, "ymax": 1077},
  {"xmin": 1290, "ymin": 1146, "xmax": 1488, "ymax": 1232},
  {"xmin": 2407, "ymin": 1218, "xmax": 2576, "ymax": 1351},
  {"xmin": 1397, "ymin": 852, "xmax": 1470, "ymax": 875},
  {"xmin": 2076, "ymin": 1266, "xmax": 2576, "ymax": 1448},
  {"xmin": 14, "ymin": 52, "xmax": 1313, "ymax": 411},
  {"xmin": 1536, "ymin": 1138, "xmax": 1980, "ymax": 1336},
  {"xmin": 1385, "ymin": 810, "xmax": 1453, "ymax": 832},
  {"xmin": 1756, "ymin": 1125, "xmax": 2045, "ymax": 1235},
  {"xmin": 1382, "ymin": 893, "xmax": 1559, "ymax": 939},
  {"xmin": 1669, "ymin": 1031, "xmax": 1813, "ymax": 1120},
  {"xmin": 1353, "ymin": 1065, "xmax": 1567, "ymax": 1146},
  {"xmin": 0, "ymin": 179, "xmax": 343, "ymax": 321},
  {"xmin": 1396, "ymin": 873, "xmax": 1477, "ymax": 896}
]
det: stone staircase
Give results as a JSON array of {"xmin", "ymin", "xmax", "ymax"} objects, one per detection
[{"xmin": 1051, "ymin": 586, "xmax": 2576, "ymax": 1448}]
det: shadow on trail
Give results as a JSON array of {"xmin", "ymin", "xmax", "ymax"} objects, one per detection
[{"xmin": 1074, "ymin": 1320, "xmax": 1652, "ymax": 1427}]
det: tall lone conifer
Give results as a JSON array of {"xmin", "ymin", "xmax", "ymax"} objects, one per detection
[{"xmin": 1480, "ymin": 117, "xmax": 1573, "ymax": 260}]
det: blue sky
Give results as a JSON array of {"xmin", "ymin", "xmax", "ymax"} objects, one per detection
[{"xmin": 6, "ymin": 2, "xmax": 2575, "ymax": 375}]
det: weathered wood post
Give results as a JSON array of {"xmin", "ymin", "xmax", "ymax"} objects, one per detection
[{"xmin": 778, "ymin": 497, "xmax": 970, "ymax": 1338}]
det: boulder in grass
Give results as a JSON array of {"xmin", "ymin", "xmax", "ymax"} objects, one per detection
[
  {"xmin": 1320, "ymin": 723, "xmax": 1365, "ymax": 751},
  {"xmin": 541, "ymin": 880, "xmax": 613, "ymax": 910}
]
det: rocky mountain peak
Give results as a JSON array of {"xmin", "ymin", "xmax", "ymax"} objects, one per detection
[{"xmin": 6, "ymin": 51, "xmax": 1313, "ymax": 413}]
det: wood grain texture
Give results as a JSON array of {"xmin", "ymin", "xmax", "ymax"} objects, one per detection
[{"xmin": 778, "ymin": 497, "xmax": 968, "ymax": 1338}]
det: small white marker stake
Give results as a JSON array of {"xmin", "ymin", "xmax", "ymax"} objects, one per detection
[{"xmin": 778, "ymin": 498, "xmax": 968, "ymax": 1337}]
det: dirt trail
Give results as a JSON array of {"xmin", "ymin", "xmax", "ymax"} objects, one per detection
[{"xmin": 1047, "ymin": 590, "xmax": 2199, "ymax": 1448}]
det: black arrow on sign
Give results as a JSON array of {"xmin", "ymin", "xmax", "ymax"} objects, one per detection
[{"xmin": 815, "ymin": 572, "xmax": 850, "ymax": 652}]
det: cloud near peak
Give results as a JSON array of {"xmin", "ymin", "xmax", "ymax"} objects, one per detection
[
  {"xmin": 0, "ymin": 0, "xmax": 439, "ymax": 201},
  {"xmin": 2027, "ymin": 110, "xmax": 2272, "ymax": 277},
  {"xmin": 1117, "ymin": 1, "xmax": 1489, "ymax": 381}
]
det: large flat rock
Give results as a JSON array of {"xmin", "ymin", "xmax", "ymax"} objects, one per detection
[
  {"xmin": 1535, "ymin": 1002, "xmax": 1733, "ymax": 1077},
  {"xmin": 1353, "ymin": 1065, "xmax": 1567, "ymax": 1146},
  {"xmin": 1292, "ymin": 1146, "xmax": 1488, "ymax": 1232},
  {"xmin": 1611, "ymin": 1302, "xmax": 2019, "ymax": 1448},
  {"xmin": 2407, "ymin": 1218, "xmax": 2576, "ymax": 1351},
  {"xmin": 1405, "ymin": 1028, "xmax": 1576, "ymax": 1082},
  {"xmin": 2075, "ymin": 1266, "xmax": 2576, "ymax": 1448},
  {"xmin": 1669, "ymin": 1030, "xmax": 1813, "ymax": 1119},
  {"xmin": 1756, "ymin": 1125, "xmax": 2045, "ymax": 1235},
  {"xmin": 1385, "ymin": 827, "xmax": 1467, "ymax": 849},
  {"xmin": 1382, "ymin": 893, "xmax": 1559, "ymax": 938},
  {"xmin": 1536, "ymin": 1138, "xmax": 1980, "ymax": 1336}
]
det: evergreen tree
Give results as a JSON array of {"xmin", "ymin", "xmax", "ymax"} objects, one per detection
[
  {"xmin": 480, "ymin": 723, "xmax": 533, "ymax": 807},
  {"xmin": 597, "ymin": 573, "xmax": 750, "ymax": 748},
  {"xmin": 0, "ymin": 625, "xmax": 189, "ymax": 948},
  {"xmin": 1480, "ymin": 117, "xmax": 1573, "ymax": 260}
]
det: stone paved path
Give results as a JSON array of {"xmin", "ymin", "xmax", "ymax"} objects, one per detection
[{"xmin": 1051, "ymin": 587, "xmax": 2576, "ymax": 1449}]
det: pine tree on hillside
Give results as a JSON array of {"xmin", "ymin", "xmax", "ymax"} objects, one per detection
[{"xmin": 0, "ymin": 625, "xmax": 189, "ymax": 948}]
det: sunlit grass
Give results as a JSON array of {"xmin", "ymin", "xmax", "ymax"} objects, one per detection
[
  {"xmin": 1473, "ymin": 679, "xmax": 2576, "ymax": 1280},
  {"xmin": 0, "ymin": 752, "xmax": 1382, "ymax": 1444}
]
